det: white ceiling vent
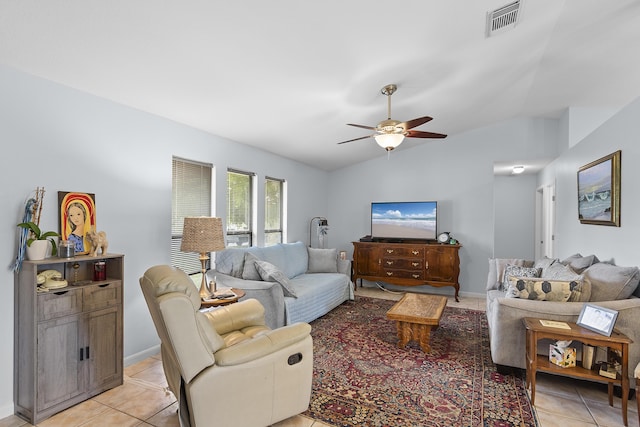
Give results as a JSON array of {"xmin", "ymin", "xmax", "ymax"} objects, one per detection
[{"xmin": 486, "ymin": 0, "xmax": 522, "ymax": 37}]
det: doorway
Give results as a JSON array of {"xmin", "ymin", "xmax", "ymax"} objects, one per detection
[{"xmin": 535, "ymin": 183, "xmax": 555, "ymax": 260}]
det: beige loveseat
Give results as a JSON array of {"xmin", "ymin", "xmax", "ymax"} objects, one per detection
[{"xmin": 486, "ymin": 254, "xmax": 640, "ymax": 381}]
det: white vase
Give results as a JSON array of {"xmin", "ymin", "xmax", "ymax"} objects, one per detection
[{"xmin": 26, "ymin": 240, "xmax": 51, "ymax": 261}]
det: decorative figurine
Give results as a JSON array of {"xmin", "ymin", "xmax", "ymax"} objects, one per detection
[{"xmin": 86, "ymin": 229, "xmax": 108, "ymax": 257}]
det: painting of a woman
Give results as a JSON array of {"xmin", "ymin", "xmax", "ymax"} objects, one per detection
[{"xmin": 59, "ymin": 192, "xmax": 96, "ymax": 255}]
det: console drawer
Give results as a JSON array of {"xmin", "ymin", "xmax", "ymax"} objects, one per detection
[{"xmin": 38, "ymin": 288, "xmax": 83, "ymax": 321}]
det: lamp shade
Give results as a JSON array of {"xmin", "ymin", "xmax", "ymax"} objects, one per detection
[
  {"xmin": 180, "ymin": 217, "xmax": 226, "ymax": 253},
  {"xmin": 374, "ymin": 133, "xmax": 405, "ymax": 151}
]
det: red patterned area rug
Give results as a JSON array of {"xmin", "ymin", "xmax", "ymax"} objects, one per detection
[{"xmin": 304, "ymin": 296, "xmax": 538, "ymax": 427}]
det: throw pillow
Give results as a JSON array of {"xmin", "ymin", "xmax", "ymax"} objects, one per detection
[
  {"xmin": 543, "ymin": 263, "xmax": 581, "ymax": 280},
  {"xmin": 533, "ymin": 256, "xmax": 560, "ymax": 276},
  {"xmin": 307, "ymin": 247, "xmax": 338, "ymax": 273},
  {"xmin": 501, "ymin": 264, "xmax": 541, "ymax": 291},
  {"xmin": 561, "ymin": 253, "xmax": 599, "ymax": 274},
  {"xmin": 241, "ymin": 252, "xmax": 262, "ymax": 281},
  {"xmin": 583, "ymin": 262, "xmax": 640, "ymax": 301},
  {"xmin": 486, "ymin": 258, "xmax": 534, "ymax": 291},
  {"xmin": 505, "ymin": 277, "xmax": 578, "ymax": 302},
  {"xmin": 254, "ymin": 260, "xmax": 298, "ymax": 298}
]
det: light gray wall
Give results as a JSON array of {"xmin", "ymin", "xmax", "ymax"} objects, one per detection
[
  {"xmin": 539, "ymin": 97, "xmax": 640, "ymax": 266},
  {"xmin": 327, "ymin": 118, "xmax": 560, "ymax": 297},
  {"xmin": 2, "ymin": 60, "xmax": 638, "ymax": 419},
  {"xmin": 0, "ymin": 65, "xmax": 328, "ymax": 417},
  {"xmin": 493, "ymin": 174, "xmax": 537, "ymax": 259}
]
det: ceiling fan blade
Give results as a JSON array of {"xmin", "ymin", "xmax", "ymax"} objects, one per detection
[
  {"xmin": 402, "ymin": 116, "xmax": 433, "ymax": 130},
  {"xmin": 405, "ymin": 130, "xmax": 447, "ymax": 139},
  {"xmin": 347, "ymin": 123, "xmax": 376, "ymax": 131},
  {"xmin": 337, "ymin": 135, "xmax": 375, "ymax": 144}
]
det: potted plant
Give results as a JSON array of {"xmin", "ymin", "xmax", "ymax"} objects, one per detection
[{"xmin": 17, "ymin": 221, "xmax": 59, "ymax": 260}]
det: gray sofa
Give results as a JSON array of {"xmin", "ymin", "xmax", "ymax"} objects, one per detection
[
  {"xmin": 209, "ymin": 241, "xmax": 353, "ymax": 329},
  {"xmin": 486, "ymin": 254, "xmax": 640, "ymax": 380}
]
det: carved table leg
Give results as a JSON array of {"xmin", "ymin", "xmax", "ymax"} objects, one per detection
[
  {"xmin": 396, "ymin": 322, "xmax": 412, "ymax": 349},
  {"xmin": 418, "ymin": 324, "xmax": 434, "ymax": 353}
]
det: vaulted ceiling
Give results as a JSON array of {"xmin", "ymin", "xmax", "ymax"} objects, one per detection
[{"xmin": 2, "ymin": 0, "xmax": 640, "ymax": 171}]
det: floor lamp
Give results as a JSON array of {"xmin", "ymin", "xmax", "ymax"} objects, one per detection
[
  {"xmin": 180, "ymin": 217, "xmax": 226, "ymax": 300},
  {"xmin": 309, "ymin": 216, "xmax": 328, "ymax": 248}
]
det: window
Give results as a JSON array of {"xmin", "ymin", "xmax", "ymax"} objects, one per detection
[
  {"xmin": 227, "ymin": 169, "xmax": 254, "ymax": 247},
  {"xmin": 171, "ymin": 157, "xmax": 212, "ymax": 273},
  {"xmin": 265, "ymin": 177, "xmax": 284, "ymax": 246}
]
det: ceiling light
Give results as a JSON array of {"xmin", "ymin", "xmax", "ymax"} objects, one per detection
[
  {"xmin": 512, "ymin": 165, "xmax": 525, "ymax": 174},
  {"xmin": 374, "ymin": 133, "xmax": 405, "ymax": 151}
]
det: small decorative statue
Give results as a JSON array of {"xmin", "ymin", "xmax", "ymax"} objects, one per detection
[{"xmin": 86, "ymin": 229, "xmax": 108, "ymax": 257}]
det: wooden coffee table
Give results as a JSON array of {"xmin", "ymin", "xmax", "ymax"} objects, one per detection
[{"xmin": 386, "ymin": 293, "xmax": 448, "ymax": 353}]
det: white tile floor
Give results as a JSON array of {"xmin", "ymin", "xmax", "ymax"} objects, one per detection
[{"xmin": 1, "ymin": 285, "xmax": 637, "ymax": 427}]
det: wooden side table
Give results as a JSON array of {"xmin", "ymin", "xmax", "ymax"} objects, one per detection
[
  {"xmin": 523, "ymin": 317, "xmax": 632, "ymax": 426},
  {"xmin": 200, "ymin": 288, "xmax": 245, "ymax": 309}
]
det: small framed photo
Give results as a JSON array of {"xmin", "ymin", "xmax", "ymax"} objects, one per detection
[{"xmin": 577, "ymin": 303, "xmax": 619, "ymax": 337}]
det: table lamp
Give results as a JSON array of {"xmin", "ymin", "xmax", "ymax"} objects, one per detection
[{"xmin": 180, "ymin": 217, "xmax": 226, "ymax": 300}]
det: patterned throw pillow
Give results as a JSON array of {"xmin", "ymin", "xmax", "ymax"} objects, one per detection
[
  {"xmin": 505, "ymin": 277, "xmax": 584, "ymax": 302},
  {"xmin": 254, "ymin": 260, "xmax": 298, "ymax": 298},
  {"xmin": 501, "ymin": 264, "xmax": 541, "ymax": 291}
]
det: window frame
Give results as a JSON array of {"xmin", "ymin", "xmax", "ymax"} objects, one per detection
[
  {"xmin": 264, "ymin": 176, "xmax": 284, "ymax": 246},
  {"xmin": 171, "ymin": 157, "xmax": 213, "ymax": 273},
  {"xmin": 226, "ymin": 168, "xmax": 255, "ymax": 247}
]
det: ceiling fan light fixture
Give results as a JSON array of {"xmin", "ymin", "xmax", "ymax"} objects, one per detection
[{"xmin": 374, "ymin": 133, "xmax": 405, "ymax": 151}]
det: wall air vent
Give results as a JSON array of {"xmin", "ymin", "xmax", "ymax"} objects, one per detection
[{"xmin": 486, "ymin": 0, "xmax": 522, "ymax": 37}]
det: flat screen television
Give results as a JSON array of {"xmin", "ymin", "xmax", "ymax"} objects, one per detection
[{"xmin": 371, "ymin": 201, "xmax": 437, "ymax": 241}]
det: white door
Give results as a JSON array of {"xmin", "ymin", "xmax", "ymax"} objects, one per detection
[{"xmin": 535, "ymin": 183, "xmax": 555, "ymax": 259}]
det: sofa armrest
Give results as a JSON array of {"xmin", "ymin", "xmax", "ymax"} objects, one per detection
[
  {"xmin": 487, "ymin": 291, "xmax": 640, "ymax": 379},
  {"xmin": 337, "ymin": 258, "xmax": 351, "ymax": 277},
  {"xmin": 204, "ymin": 299, "xmax": 267, "ymax": 335},
  {"xmin": 208, "ymin": 271, "xmax": 286, "ymax": 329},
  {"xmin": 213, "ymin": 322, "xmax": 312, "ymax": 366}
]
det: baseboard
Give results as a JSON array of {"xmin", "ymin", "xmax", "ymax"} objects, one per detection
[
  {"xmin": 0, "ymin": 402, "xmax": 15, "ymax": 420},
  {"xmin": 124, "ymin": 344, "xmax": 160, "ymax": 367}
]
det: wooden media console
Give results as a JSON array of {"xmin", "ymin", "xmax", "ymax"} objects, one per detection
[{"xmin": 352, "ymin": 240, "xmax": 461, "ymax": 302}]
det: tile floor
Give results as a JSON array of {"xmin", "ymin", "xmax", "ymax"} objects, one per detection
[{"xmin": 1, "ymin": 285, "xmax": 637, "ymax": 427}]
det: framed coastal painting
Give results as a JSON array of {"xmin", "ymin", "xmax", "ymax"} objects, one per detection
[
  {"xmin": 577, "ymin": 150, "xmax": 620, "ymax": 226},
  {"xmin": 59, "ymin": 192, "xmax": 96, "ymax": 255}
]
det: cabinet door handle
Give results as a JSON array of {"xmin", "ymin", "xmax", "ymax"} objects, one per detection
[
  {"xmin": 386, "ymin": 261, "xmax": 394, "ymax": 265},
  {"xmin": 386, "ymin": 249, "xmax": 394, "ymax": 254},
  {"xmin": 412, "ymin": 250, "xmax": 419, "ymax": 255},
  {"xmin": 412, "ymin": 274, "xmax": 420, "ymax": 279},
  {"xmin": 386, "ymin": 272, "xmax": 393, "ymax": 276},
  {"xmin": 99, "ymin": 283, "xmax": 110, "ymax": 288},
  {"xmin": 80, "ymin": 348, "xmax": 84, "ymax": 361},
  {"xmin": 412, "ymin": 262, "xmax": 419, "ymax": 267},
  {"xmin": 53, "ymin": 291, "xmax": 69, "ymax": 296},
  {"xmin": 425, "ymin": 262, "xmax": 429, "ymax": 269},
  {"xmin": 86, "ymin": 346, "xmax": 90, "ymax": 359}
]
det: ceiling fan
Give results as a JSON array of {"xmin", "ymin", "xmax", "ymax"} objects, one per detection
[{"xmin": 338, "ymin": 84, "xmax": 447, "ymax": 151}]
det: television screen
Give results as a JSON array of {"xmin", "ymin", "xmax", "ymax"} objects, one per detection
[{"xmin": 371, "ymin": 201, "xmax": 437, "ymax": 240}]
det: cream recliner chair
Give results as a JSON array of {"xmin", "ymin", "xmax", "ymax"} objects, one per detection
[{"xmin": 139, "ymin": 265, "xmax": 313, "ymax": 427}]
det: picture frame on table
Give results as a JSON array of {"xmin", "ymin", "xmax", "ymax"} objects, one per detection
[
  {"xmin": 577, "ymin": 150, "xmax": 621, "ymax": 226},
  {"xmin": 577, "ymin": 303, "xmax": 619, "ymax": 337}
]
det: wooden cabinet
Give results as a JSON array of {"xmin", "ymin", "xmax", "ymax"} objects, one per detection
[
  {"xmin": 353, "ymin": 241, "xmax": 461, "ymax": 301},
  {"xmin": 14, "ymin": 254, "xmax": 124, "ymax": 424}
]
